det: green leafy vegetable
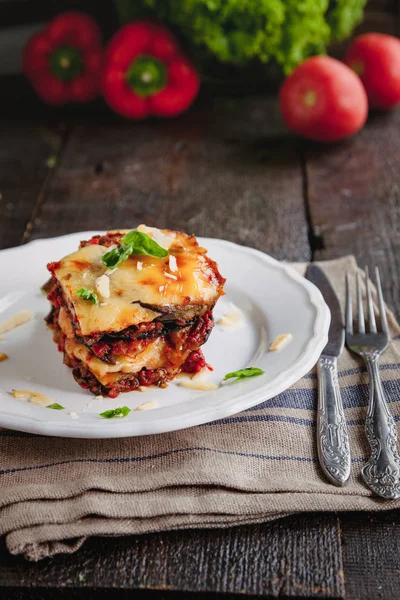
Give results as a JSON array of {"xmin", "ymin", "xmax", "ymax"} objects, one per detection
[
  {"xmin": 76, "ymin": 288, "xmax": 98, "ymax": 305},
  {"xmin": 100, "ymin": 406, "xmax": 131, "ymax": 419},
  {"xmin": 223, "ymin": 367, "xmax": 264, "ymax": 381},
  {"xmin": 101, "ymin": 229, "xmax": 169, "ymax": 268},
  {"xmin": 46, "ymin": 403, "xmax": 65, "ymax": 410},
  {"xmin": 114, "ymin": 0, "xmax": 366, "ymax": 74}
]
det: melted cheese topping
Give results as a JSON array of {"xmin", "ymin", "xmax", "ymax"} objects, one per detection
[{"xmin": 53, "ymin": 229, "xmax": 223, "ymax": 335}]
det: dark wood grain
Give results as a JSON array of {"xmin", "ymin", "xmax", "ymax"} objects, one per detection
[
  {"xmin": 0, "ymin": 5, "xmax": 399, "ymax": 595},
  {"xmin": 25, "ymin": 96, "xmax": 310, "ymax": 262},
  {"xmin": 0, "ymin": 516, "xmax": 344, "ymax": 598},
  {"xmin": 304, "ymin": 108, "xmax": 400, "ymax": 315},
  {"xmin": 0, "ymin": 122, "xmax": 65, "ymax": 250},
  {"xmin": 340, "ymin": 511, "xmax": 400, "ymax": 600}
]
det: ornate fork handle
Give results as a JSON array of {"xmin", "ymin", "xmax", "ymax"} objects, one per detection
[
  {"xmin": 362, "ymin": 355, "xmax": 400, "ymax": 499},
  {"xmin": 317, "ymin": 355, "xmax": 351, "ymax": 485}
]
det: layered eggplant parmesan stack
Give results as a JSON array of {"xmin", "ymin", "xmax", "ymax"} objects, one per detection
[{"xmin": 44, "ymin": 226, "xmax": 225, "ymax": 398}]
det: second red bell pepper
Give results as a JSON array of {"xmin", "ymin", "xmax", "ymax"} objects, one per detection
[
  {"xmin": 101, "ymin": 21, "xmax": 200, "ymax": 119},
  {"xmin": 23, "ymin": 11, "xmax": 103, "ymax": 105}
]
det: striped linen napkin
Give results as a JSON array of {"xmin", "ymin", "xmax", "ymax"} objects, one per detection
[{"xmin": 1, "ymin": 255, "xmax": 400, "ymax": 561}]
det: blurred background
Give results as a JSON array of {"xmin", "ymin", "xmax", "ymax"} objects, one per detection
[
  {"xmin": 1, "ymin": 0, "xmax": 398, "ymax": 97},
  {"xmin": 0, "ymin": 0, "xmax": 399, "ymax": 275}
]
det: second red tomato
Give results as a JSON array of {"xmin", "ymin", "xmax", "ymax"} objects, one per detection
[
  {"xmin": 279, "ymin": 56, "xmax": 368, "ymax": 142},
  {"xmin": 345, "ymin": 33, "xmax": 400, "ymax": 110}
]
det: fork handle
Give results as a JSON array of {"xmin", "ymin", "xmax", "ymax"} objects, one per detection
[
  {"xmin": 317, "ymin": 355, "xmax": 351, "ymax": 486},
  {"xmin": 362, "ymin": 356, "xmax": 400, "ymax": 499}
]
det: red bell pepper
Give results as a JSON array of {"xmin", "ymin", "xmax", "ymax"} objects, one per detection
[
  {"xmin": 23, "ymin": 12, "xmax": 103, "ymax": 105},
  {"xmin": 101, "ymin": 21, "xmax": 200, "ymax": 119}
]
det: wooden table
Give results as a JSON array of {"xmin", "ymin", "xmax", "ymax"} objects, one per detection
[{"xmin": 1, "ymin": 59, "xmax": 400, "ymax": 598}]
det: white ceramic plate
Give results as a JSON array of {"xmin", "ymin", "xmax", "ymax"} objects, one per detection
[{"xmin": 0, "ymin": 233, "xmax": 330, "ymax": 438}]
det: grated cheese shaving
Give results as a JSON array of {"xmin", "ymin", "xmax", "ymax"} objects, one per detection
[
  {"xmin": 137, "ymin": 224, "xmax": 175, "ymax": 250},
  {"xmin": 137, "ymin": 261, "xmax": 143, "ymax": 271},
  {"xmin": 169, "ymin": 255, "xmax": 178, "ymax": 272},
  {"xmin": 12, "ymin": 389, "xmax": 31, "ymax": 400},
  {"xmin": 0, "ymin": 352, "xmax": 8, "ymax": 362},
  {"xmin": 0, "ymin": 311, "xmax": 33, "ymax": 336},
  {"xmin": 159, "ymin": 285, "xmax": 165, "ymax": 292},
  {"xmin": 269, "ymin": 333, "xmax": 293, "ymax": 352},
  {"xmin": 164, "ymin": 272, "xmax": 177, "ymax": 280},
  {"xmin": 178, "ymin": 379, "xmax": 218, "ymax": 391},
  {"xmin": 29, "ymin": 392, "xmax": 52, "ymax": 407},
  {"xmin": 135, "ymin": 399, "xmax": 159, "ymax": 411},
  {"xmin": 95, "ymin": 274, "xmax": 110, "ymax": 299},
  {"xmin": 12, "ymin": 389, "xmax": 52, "ymax": 406},
  {"xmin": 138, "ymin": 386, "xmax": 149, "ymax": 392},
  {"xmin": 217, "ymin": 303, "xmax": 245, "ymax": 330}
]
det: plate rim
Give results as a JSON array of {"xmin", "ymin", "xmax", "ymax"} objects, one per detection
[{"xmin": 0, "ymin": 233, "xmax": 330, "ymax": 438}]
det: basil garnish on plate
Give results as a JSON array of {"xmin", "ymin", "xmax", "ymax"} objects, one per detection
[
  {"xmin": 46, "ymin": 403, "xmax": 65, "ymax": 410},
  {"xmin": 223, "ymin": 367, "xmax": 264, "ymax": 381},
  {"xmin": 101, "ymin": 230, "xmax": 169, "ymax": 268},
  {"xmin": 100, "ymin": 406, "xmax": 131, "ymax": 419},
  {"xmin": 76, "ymin": 288, "xmax": 98, "ymax": 305}
]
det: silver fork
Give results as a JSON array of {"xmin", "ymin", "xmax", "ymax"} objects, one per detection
[{"xmin": 345, "ymin": 266, "xmax": 400, "ymax": 499}]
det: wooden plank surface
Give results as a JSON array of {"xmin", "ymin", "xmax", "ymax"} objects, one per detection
[
  {"xmin": 0, "ymin": 122, "xmax": 65, "ymax": 250},
  {"xmin": 305, "ymin": 108, "xmax": 400, "ymax": 316},
  {"xmin": 340, "ymin": 511, "xmax": 400, "ymax": 600},
  {"xmin": 0, "ymin": 516, "xmax": 344, "ymax": 598},
  {"xmin": 1, "ymin": 99, "xmax": 400, "ymax": 599},
  {"xmin": 0, "ymin": 95, "xmax": 346, "ymax": 599},
  {"xmin": 0, "ymin": 7, "xmax": 400, "ymax": 590},
  {"xmin": 304, "ymin": 72, "xmax": 400, "ymax": 600},
  {"xmin": 26, "ymin": 96, "xmax": 310, "ymax": 262}
]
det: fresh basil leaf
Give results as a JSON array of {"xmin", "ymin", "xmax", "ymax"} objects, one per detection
[
  {"xmin": 76, "ymin": 288, "xmax": 98, "ymax": 305},
  {"xmin": 100, "ymin": 406, "xmax": 131, "ymax": 419},
  {"xmin": 121, "ymin": 230, "xmax": 169, "ymax": 258},
  {"xmin": 101, "ymin": 230, "xmax": 169, "ymax": 268},
  {"xmin": 223, "ymin": 367, "xmax": 264, "ymax": 381},
  {"xmin": 101, "ymin": 244, "xmax": 133, "ymax": 268},
  {"xmin": 46, "ymin": 403, "xmax": 65, "ymax": 410}
]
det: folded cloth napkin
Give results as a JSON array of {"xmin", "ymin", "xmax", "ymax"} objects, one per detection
[{"xmin": 1, "ymin": 255, "xmax": 400, "ymax": 561}]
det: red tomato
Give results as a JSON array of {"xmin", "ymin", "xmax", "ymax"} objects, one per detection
[
  {"xmin": 345, "ymin": 33, "xmax": 400, "ymax": 110},
  {"xmin": 279, "ymin": 56, "xmax": 368, "ymax": 142}
]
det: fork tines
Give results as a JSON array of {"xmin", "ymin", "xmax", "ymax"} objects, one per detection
[{"xmin": 346, "ymin": 266, "xmax": 389, "ymax": 336}]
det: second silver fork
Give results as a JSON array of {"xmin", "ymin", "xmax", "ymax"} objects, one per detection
[{"xmin": 345, "ymin": 266, "xmax": 400, "ymax": 500}]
